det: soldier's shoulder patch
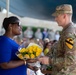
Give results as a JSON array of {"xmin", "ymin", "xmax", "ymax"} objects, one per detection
[{"xmin": 65, "ymin": 38, "xmax": 74, "ymax": 49}]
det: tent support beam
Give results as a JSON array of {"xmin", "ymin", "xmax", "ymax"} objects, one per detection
[{"xmin": 6, "ymin": 0, "xmax": 9, "ymax": 17}]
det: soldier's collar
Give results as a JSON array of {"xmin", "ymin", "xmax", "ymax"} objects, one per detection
[{"xmin": 63, "ymin": 22, "xmax": 73, "ymax": 31}]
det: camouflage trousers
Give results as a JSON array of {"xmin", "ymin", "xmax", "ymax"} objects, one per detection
[
  {"xmin": 69, "ymin": 73, "xmax": 76, "ymax": 75},
  {"xmin": 56, "ymin": 72, "xmax": 76, "ymax": 75}
]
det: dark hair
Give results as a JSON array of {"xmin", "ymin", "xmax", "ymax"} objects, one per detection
[{"xmin": 2, "ymin": 16, "xmax": 20, "ymax": 31}]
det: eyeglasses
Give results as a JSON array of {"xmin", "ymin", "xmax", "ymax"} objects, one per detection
[{"xmin": 11, "ymin": 22, "xmax": 20, "ymax": 26}]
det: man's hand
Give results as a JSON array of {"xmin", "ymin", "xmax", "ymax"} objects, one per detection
[{"xmin": 37, "ymin": 56, "xmax": 49, "ymax": 65}]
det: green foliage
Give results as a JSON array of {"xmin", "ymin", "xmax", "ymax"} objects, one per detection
[
  {"xmin": 22, "ymin": 26, "xmax": 27, "ymax": 32},
  {"xmin": 22, "ymin": 26, "xmax": 44, "ymax": 33}
]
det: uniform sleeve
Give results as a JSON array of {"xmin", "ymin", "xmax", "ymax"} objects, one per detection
[
  {"xmin": 51, "ymin": 32, "xmax": 76, "ymax": 72},
  {"xmin": 0, "ymin": 41, "xmax": 12, "ymax": 63},
  {"xmin": 63, "ymin": 32, "xmax": 76, "ymax": 67}
]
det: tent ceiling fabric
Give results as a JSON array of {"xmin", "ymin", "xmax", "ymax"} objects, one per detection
[{"xmin": 0, "ymin": 0, "xmax": 76, "ymax": 22}]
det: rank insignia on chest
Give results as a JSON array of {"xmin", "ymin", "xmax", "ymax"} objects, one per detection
[{"xmin": 65, "ymin": 38, "xmax": 74, "ymax": 49}]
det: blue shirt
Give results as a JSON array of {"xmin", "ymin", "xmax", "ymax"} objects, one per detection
[{"xmin": 0, "ymin": 36, "xmax": 27, "ymax": 75}]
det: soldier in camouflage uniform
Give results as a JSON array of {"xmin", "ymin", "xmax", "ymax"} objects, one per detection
[{"xmin": 38, "ymin": 4, "xmax": 76, "ymax": 75}]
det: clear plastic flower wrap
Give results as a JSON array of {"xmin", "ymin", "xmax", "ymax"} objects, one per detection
[{"xmin": 16, "ymin": 42, "xmax": 43, "ymax": 67}]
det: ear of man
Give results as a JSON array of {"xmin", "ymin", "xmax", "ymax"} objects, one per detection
[{"xmin": 63, "ymin": 14, "xmax": 67, "ymax": 19}]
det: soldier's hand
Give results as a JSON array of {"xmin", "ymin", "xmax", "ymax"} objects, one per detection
[{"xmin": 37, "ymin": 56, "xmax": 49, "ymax": 65}]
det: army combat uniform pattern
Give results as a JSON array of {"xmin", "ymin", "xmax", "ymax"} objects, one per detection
[{"xmin": 50, "ymin": 23, "xmax": 76, "ymax": 75}]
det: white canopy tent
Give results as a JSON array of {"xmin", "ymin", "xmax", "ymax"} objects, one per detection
[
  {"xmin": 0, "ymin": 0, "xmax": 63, "ymax": 35},
  {"xmin": 0, "ymin": 12, "xmax": 62, "ymax": 32}
]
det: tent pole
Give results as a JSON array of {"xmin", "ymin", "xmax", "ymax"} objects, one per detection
[{"xmin": 6, "ymin": 0, "xmax": 9, "ymax": 17}]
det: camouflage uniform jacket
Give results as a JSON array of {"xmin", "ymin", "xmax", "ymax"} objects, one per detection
[{"xmin": 51, "ymin": 23, "xmax": 76, "ymax": 75}]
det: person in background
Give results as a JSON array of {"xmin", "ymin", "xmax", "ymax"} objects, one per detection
[
  {"xmin": 44, "ymin": 38, "xmax": 50, "ymax": 44},
  {"xmin": 24, "ymin": 27, "xmax": 34, "ymax": 39},
  {"xmin": 42, "ymin": 28, "xmax": 48, "ymax": 40},
  {"xmin": 44, "ymin": 42, "xmax": 52, "ymax": 56},
  {"xmin": 0, "ymin": 16, "xmax": 37, "ymax": 75},
  {"xmin": 38, "ymin": 4, "xmax": 76, "ymax": 75},
  {"xmin": 48, "ymin": 29, "xmax": 55, "ymax": 41},
  {"xmin": 43, "ymin": 38, "xmax": 50, "ymax": 51},
  {"xmin": 41, "ymin": 42, "xmax": 52, "ymax": 75},
  {"xmin": 54, "ymin": 31, "xmax": 60, "ymax": 41},
  {"xmin": 35, "ymin": 28, "xmax": 43, "ymax": 40}
]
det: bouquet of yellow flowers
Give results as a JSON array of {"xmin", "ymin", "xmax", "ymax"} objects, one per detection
[{"xmin": 16, "ymin": 43, "xmax": 42, "ymax": 60}]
